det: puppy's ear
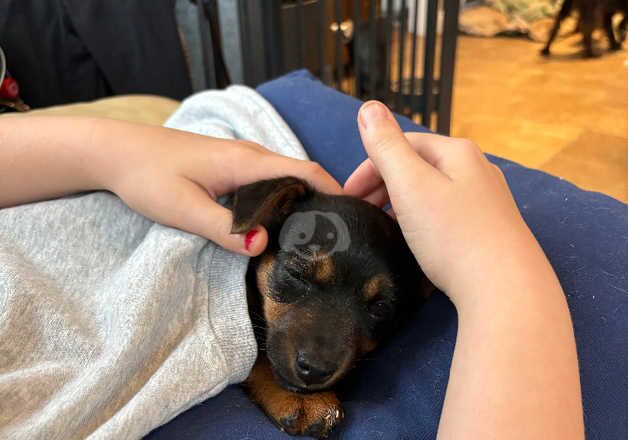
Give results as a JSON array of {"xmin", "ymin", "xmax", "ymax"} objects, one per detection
[{"xmin": 231, "ymin": 177, "xmax": 311, "ymax": 234}]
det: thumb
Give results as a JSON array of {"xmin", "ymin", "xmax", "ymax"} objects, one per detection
[
  {"xmin": 357, "ymin": 101, "xmax": 443, "ymax": 186},
  {"xmin": 156, "ymin": 178, "xmax": 269, "ymax": 256}
]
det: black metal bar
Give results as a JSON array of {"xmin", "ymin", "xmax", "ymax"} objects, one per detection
[
  {"xmin": 408, "ymin": 0, "xmax": 419, "ymax": 119},
  {"xmin": 422, "ymin": 0, "xmax": 438, "ymax": 127},
  {"xmin": 319, "ymin": 0, "xmax": 327, "ymax": 81},
  {"xmin": 237, "ymin": 0, "xmax": 252, "ymax": 85},
  {"xmin": 197, "ymin": 1, "xmax": 216, "ymax": 89},
  {"xmin": 237, "ymin": 0, "xmax": 266, "ymax": 86},
  {"xmin": 395, "ymin": 0, "xmax": 407, "ymax": 112},
  {"xmin": 334, "ymin": 0, "xmax": 343, "ymax": 90},
  {"xmin": 437, "ymin": 0, "xmax": 460, "ymax": 135},
  {"xmin": 368, "ymin": 0, "xmax": 377, "ymax": 99},
  {"xmin": 296, "ymin": 0, "xmax": 305, "ymax": 67},
  {"xmin": 353, "ymin": 0, "xmax": 361, "ymax": 96},
  {"xmin": 383, "ymin": 0, "xmax": 394, "ymax": 104},
  {"xmin": 262, "ymin": 0, "xmax": 284, "ymax": 79}
]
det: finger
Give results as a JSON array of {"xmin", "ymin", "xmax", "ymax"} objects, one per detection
[
  {"xmin": 347, "ymin": 132, "xmax": 482, "ymax": 195},
  {"xmin": 161, "ymin": 179, "xmax": 269, "ymax": 256},
  {"xmin": 343, "ymin": 158, "xmax": 383, "ymax": 198},
  {"xmin": 345, "ymin": 131, "xmax": 455, "ymax": 197},
  {"xmin": 253, "ymin": 155, "xmax": 343, "ymax": 195},
  {"xmin": 403, "ymin": 132, "xmax": 451, "ymax": 168},
  {"xmin": 362, "ymin": 185, "xmax": 390, "ymax": 208},
  {"xmin": 289, "ymin": 159, "xmax": 343, "ymax": 195},
  {"xmin": 404, "ymin": 132, "xmax": 486, "ymax": 176},
  {"xmin": 345, "ymin": 132, "xmax": 456, "ymax": 197},
  {"xmin": 357, "ymin": 101, "xmax": 445, "ymax": 186},
  {"xmin": 212, "ymin": 152, "xmax": 343, "ymax": 196}
]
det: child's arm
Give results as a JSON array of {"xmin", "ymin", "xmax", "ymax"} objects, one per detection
[
  {"xmin": 0, "ymin": 116, "xmax": 341, "ymax": 255},
  {"xmin": 346, "ymin": 101, "xmax": 584, "ymax": 440}
]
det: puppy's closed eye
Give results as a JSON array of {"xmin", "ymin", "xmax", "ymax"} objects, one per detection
[
  {"xmin": 363, "ymin": 274, "xmax": 395, "ymax": 320},
  {"xmin": 284, "ymin": 259, "xmax": 312, "ymax": 283},
  {"xmin": 367, "ymin": 299, "xmax": 394, "ymax": 320}
]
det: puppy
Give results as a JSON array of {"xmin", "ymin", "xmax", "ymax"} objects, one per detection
[
  {"xmin": 230, "ymin": 177, "xmax": 430, "ymax": 438},
  {"xmin": 541, "ymin": 0, "xmax": 628, "ymax": 57}
]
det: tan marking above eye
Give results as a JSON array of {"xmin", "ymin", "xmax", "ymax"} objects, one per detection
[
  {"xmin": 313, "ymin": 257, "xmax": 335, "ymax": 283},
  {"xmin": 362, "ymin": 274, "xmax": 392, "ymax": 301},
  {"xmin": 360, "ymin": 336, "xmax": 377, "ymax": 354},
  {"xmin": 256, "ymin": 253, "xmax": 292, "ymax": 323}
]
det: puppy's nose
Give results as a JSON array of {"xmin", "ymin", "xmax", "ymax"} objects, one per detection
[{"xmin": 295, "ymin": 351, "xmax": 334, "ymax": 385}]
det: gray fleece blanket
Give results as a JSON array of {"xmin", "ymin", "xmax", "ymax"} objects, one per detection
[{"xmin": 0, "ymin": 87, "xmax": 309, "ymax": 439}]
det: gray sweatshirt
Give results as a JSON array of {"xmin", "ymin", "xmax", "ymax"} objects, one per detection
[{"xmin": 0, "ymin": 86, "xmax": 309, "ymax": 439}]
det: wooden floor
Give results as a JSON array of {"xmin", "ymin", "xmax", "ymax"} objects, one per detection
[{"xmin": 451, "ymin": 35, "xmax": 628, "ymax": 201}]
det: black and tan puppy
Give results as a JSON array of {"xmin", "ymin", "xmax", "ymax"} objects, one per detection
[
  {"xmin": 541, "ymin": 0, "xmax": 628, "ymax": 57},
  {"xmin": 230, "ymin": 177, "xmax": 429, "ymax": 438}
]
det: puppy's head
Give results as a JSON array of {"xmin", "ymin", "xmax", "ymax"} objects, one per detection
[{"xmin": 232, "ymin": 177, "xmax": 427, "ymax": 393}]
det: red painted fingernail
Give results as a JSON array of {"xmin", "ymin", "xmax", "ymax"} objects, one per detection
[
  {"xmin": 244, "ymin": 229, "xmax": 258, "ymax": 251},
  {"xmin": 0, "ymin": 76, "xmax": 20, "ymax": 101}
]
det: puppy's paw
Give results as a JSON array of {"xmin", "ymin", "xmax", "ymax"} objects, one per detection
[
  {"xmin": 268, "ymin": 391, "xmax": 343, "ymax": 438},
  {"xmin": 246, "ymin": 355, "xmax": 344, "ymax": 437},
  {"xmin": 301, "ymin": 392, "xmax": 344, "ymax": 438}
]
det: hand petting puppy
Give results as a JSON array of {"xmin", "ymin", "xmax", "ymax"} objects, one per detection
[
  {"xmin": 0, "ymin": 116, "xmax": 342, "ymax": 256},
  {"xmin": 346, "ymin": 100, "xmax": 584, "ymax": 440}
]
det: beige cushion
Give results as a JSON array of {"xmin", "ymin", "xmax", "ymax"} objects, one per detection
[{"xmin": 16, "ymin": 95, "xmax": 180, "ymax": 125}]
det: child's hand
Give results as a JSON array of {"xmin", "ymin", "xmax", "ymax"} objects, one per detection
[
  {"xmin": 98, "ymin": 124, "xmax": 342, "ymax": 256},
  {"xmin": 347, "ymin": 101, "xmax": 583, "ymax": 440},
  {"xmin": 345, "ymin": 101, "xmax": 551, "ymax": 306},
  {"xmin": 0, "ymin": 116, "xmax": 341, "ymax": 256}
]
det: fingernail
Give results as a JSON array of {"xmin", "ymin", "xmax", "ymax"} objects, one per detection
[
  {"xmin": 359, "ymin": 101, "xmax": 388, "ymax": 129},
  {"xmin": 244, "ymin": 229, "xmax": 258, "ymax": 251}
]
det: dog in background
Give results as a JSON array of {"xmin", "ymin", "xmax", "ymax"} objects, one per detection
[
  {"xmin": 230, "ymin": 177, "xmax": 431, "ymax": 438},
  {"xmin": 541, "ymin": 0, "xmax": 628, "ymax": 57}
]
